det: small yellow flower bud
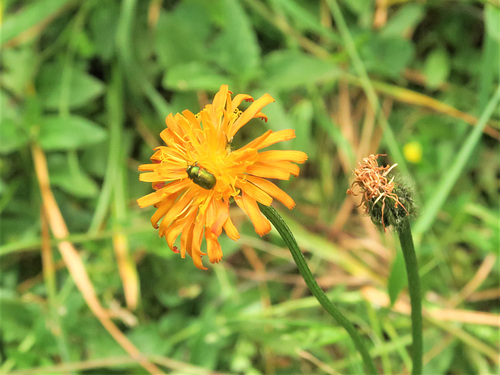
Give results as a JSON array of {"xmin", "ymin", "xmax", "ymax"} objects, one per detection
[{"xmin": 403, "ymin": 141, "xmax": 423, "ymax": 164}]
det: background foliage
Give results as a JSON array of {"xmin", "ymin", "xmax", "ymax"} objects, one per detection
[{"xmin": 1, "ymin": 0, "xmax": 499, "ymax": 374}]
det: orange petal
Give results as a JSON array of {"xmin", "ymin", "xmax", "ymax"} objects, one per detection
[
  {"xmin": 159, "ymin": 179, "xmax": 191, "ymax": 195},
  {"xmin": 252, "ymin": 111, "xmax": 269, "ymax": 122},
  {"xmin": 150, "ymin": 194, "xmax": 178, "ymax": 228},
  {"xmin": 245, "ymin": 163, "xmax": 296, "ymax": 180},
  {"xmin": 206, "ymin": 231, "xmax": 223, "ymax": 263},
  {"xmin": 180, "ymin": 222, "xmax": 195, "ymax": 260},
  {"xmin": 238, "ymin": 130, "xmax": 272, "ymax": 152},
  {"xmin": 245, "ymin": 175, "xmax": 296, "ymax": 209},
  {"xmin": 137, "ymin": 190, "xmax": 166, "ymax": 208},
  {"xmin": 138, "ymin": 172, "xmax": 164, "ymax": 182},
  {"xmin": 209, "ymin": 200, "xmax": 230, "ymax": 236},
  {"xmin": 257, "ymin": 129, "xmax": 296, "ymax": 150},
  {"xmin": 246, "ymin": 161, "xmax": 300, "ymax": 180},
  {"xmin": 190, "ymin": 216, "xmax": 207, "ymax": 270},
  {"xmin": 138, "ymin": 163, "xmax": 158, "ymax": 172},
  {"xmin": 230, "ymin": 94, "xmax": 253, "ymax": 111},
  {"xmin": 210, "ymin": 85, "xmax": 229, "ymax": 122},
  {"xmin": 235, "ymin": 194, "xmax": 271, "ymax": 236},
  {"xmin": 223, "ymin": 214, "xmax": 240, "ymax": 240},
  {"xmin": 158, "ymin": 190, "xmax": 195, "ymax": 236},
  {"xmin": 257, "ymin": 150, "xmax": 308, "ymax": 164},
  {"xmin": 182, "ymin": 109, "xmax": 202, "ymax": 130},
  {"xmin": 166, "ymin": 207, "xmax": 196, "ymax": 249},
  {"xmin": 237, "ymin": 180, "xmax": 273, "ymax": 206},
  {"xmin": 228, "ymin": 93, "xmax": 275, "ymax": 139}
]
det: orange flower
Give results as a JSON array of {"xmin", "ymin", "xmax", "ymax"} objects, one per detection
[{"xmin": 137, "ymin": 85, "xmax": 307, "ymax": 269}]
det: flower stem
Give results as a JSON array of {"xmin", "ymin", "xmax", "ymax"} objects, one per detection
[
  {"xmin": 398, "ymin": 217, "xmax": 422, "ymax": 375},
  {"xmin": 259, "ymin": 204, "xmax": 378, "ymax": 374}
]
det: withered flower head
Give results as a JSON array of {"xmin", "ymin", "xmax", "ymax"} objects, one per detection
[{"xmin": 347, "ymin": 154, "xmax": 413, "ymax": 231}]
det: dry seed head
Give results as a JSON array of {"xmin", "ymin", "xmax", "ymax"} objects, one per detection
[{"xmin": 347, "ymin": 154, "xmax": 411, "ymax": 231}]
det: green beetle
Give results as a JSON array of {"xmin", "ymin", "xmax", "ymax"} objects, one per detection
[{"xmin": 186, "ymin": 163, "xmax": 217, "ymax": 190}]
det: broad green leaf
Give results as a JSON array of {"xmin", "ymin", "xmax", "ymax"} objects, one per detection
[
  {"xmin": 422, "ymin": 330, "xmax": 457, "ymax": 375},
  {"xmin": 189, "ymin": 306, "xmax": 226, "ymax": 368},
  {"xmin": 0, "ymin": 120, "xmax": 29, "ymax": 154},
  {"xmin": 343, "ymin": 0, "xmax": 372, "ymax": 17},
  {"xmin": 72, "ymin": 30, "xmax": 96, "ymax": 59},
  {"xmin": 127, "ymin": 324, "xmax": 171, "ymax": 356},
  {"xmin": 387, "ymin": 250, "xmax": 407, "ymax": 305},
  {"xmin": 0, "ymin": 296, "xmax": 39, "ymax": 341},
  {"xmin": 381, "ymin": 4, "xmax": 425, "ymax": 38},
  {"xmin": 274, "ymin": 0, "xmax": 340, "ymax": 43},
  {"xmin": 478, "ymin": 36, "xmax": 499, "ymax": 111},
  {"xmin": 1, "ymin": 90, "xmax": 29, "ymax": 156},
  {"xmin": 361, "ymin": 35, "xmax": 414, "ymax": 79},
  {"xmin": 0, "ymin": 0, "xmax": 73, "ymax": 45},
  {"xmin": 290, "ymin": 99, "xmax": 313, "ymax": 154},
  {"xmin": 37, "ymin": 62, "xmax": 105, "ymax": 110},
  {"xmin": 163, "ymin": 62, "xmax": 232, "ymax": 91},
  {"xmin": 424, "ymin": 49, "xmax": 450, "ymax": 89},
  {"xmin": 211, "ymin": 0, "xmax": 260, "ymax": 77},
  {"xmin": 88, "ymin": 1, "xmax": 119, "ymax": 61},
  {"xmin": 231, "ymin": 339, "xmax": 258, "ymax": 373},
  {"xmin": 0, "ymin": 90, "xmax": 18, "ymax": 121},
  {"xmin": 48, "ymin": 154, "xmax": 99, "ymax": 198},
  {"xmin": 155, "ymin": 2, "xmax": 212, "ymax": 68},
  {"xmin": 38, "ymin": 115, "xmax": 107, "ymax": 151},
  {"xmin": 485, "ymin": 4, "xmax": 500, "ymax": 42},
  {"xmin": 262, "ymin": 51, "xmax": 340, "ymax": 91},
  {"xmin": 341, "ymin": 0, "xmax": 373, "ymax": 28},
  {"xmin": 1, "ymin": 47, "xmax": 37, "ymax": 96},
  {"xmin": 81, "ymin": 143, "xmax": 109, "ymax": 178}
]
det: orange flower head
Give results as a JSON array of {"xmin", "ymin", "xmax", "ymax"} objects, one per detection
[{"xmin": 137, "ymin": 85, "xmax": 308, "ymax": 269}]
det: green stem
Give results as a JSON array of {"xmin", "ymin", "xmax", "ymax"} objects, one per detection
[
  {"xmin": 259, "ymin": 204, "xmax": 378, "ymax": 374},
  {"xmin": 398, "ymin": 217, "xmax": 422, "ymax": 375}
]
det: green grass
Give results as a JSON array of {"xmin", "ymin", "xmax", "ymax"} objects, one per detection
[{"xmin": 1, "ymin": 0, "xmax": 499, "ymax": 374}]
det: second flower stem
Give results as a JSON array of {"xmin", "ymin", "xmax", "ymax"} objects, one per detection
[
  {"xmin": 398, "ymin": 217, "xmax": 423, "ymax": 375},
  {"xmin": 259, "ymin": 204, "xmax": 378, "ymax": 374}
]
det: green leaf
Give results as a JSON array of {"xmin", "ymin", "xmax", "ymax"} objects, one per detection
[
  {"xmin": 380, "ymin": 4, "xmax": 425, "ymax": 38},
  {"xmin": 1, "ymin": 47, "xmax": 37, "ymax": 96},
  {"xmin": 155, "ymin": 1, "xmax": 212, "ymax": 68},
  {"xmin": 485, "ymin": 4, "xmax": 500, "ymax": 42},
  {"xmin": 81, "ymin": 143, "xmax": 109, "ymax": 178},
  {"xmin": 71, "ymin": 30, "xmax": 96, "ymax": 59},
  {"xmin": 163, "ymin": 62, "xmax": 232, "ymax": 91},
  {"xmin": 262, "ymin": 51, "xmax": 340, "ymax": 91},
  {"xmin": 0, "ymin": 120, "xmax": 29, "ymax": 154},
  {"xmin": 343, "ymin": 0, "xmax": 371, "ymax": 17},
  {"xmin": 424, "ymin": 49, "xmax": 450, "ymax": 89},
  {"xmin": 211, "ymin": 0, "xmax": 260, "ymax": 77},
  {"xmin": 48, "ymin": 154, "xmax": 99, "ymax": 198},
  {"xmin": 0, "ymin": 90, "xmax": 31, "ymax": 155},
  {"xmin": 0, "ymin": 90, "xmax": 19, "ymax": 121},
  {"xmin": 0, "ymin": 296, "xmax": 39, "ymax": 342},
  {"xmin": 273, "ymin": 0, "xmax": 340, "ymax": 43},
  {"xmin": 37, "ymin": 62, "xmax": 105, "ymax": 110},
  {"xmin": 387, "ymin": 247, "xmax": 407, "ymax": 305},
  {"xmin": 0, "ymin": 0, "xmax": 73, "ymax": 45},
  {"xmin": 361, "ymin": 35, "xmax": 415, "ymax": 79},
  {"xmin": 38, "ymin": 115, "xmax": 107, "ymax": 151},
  {"xmin": 290, "ymin": 99, "xmax": 314, "ymax": 154},
  {"xmin": 88, "ymin": 1, "xmax": 120, "ymax": 61},
  {"xmin": 422, "ymin": 330, "xmax": 457, "ymax": 374}
]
